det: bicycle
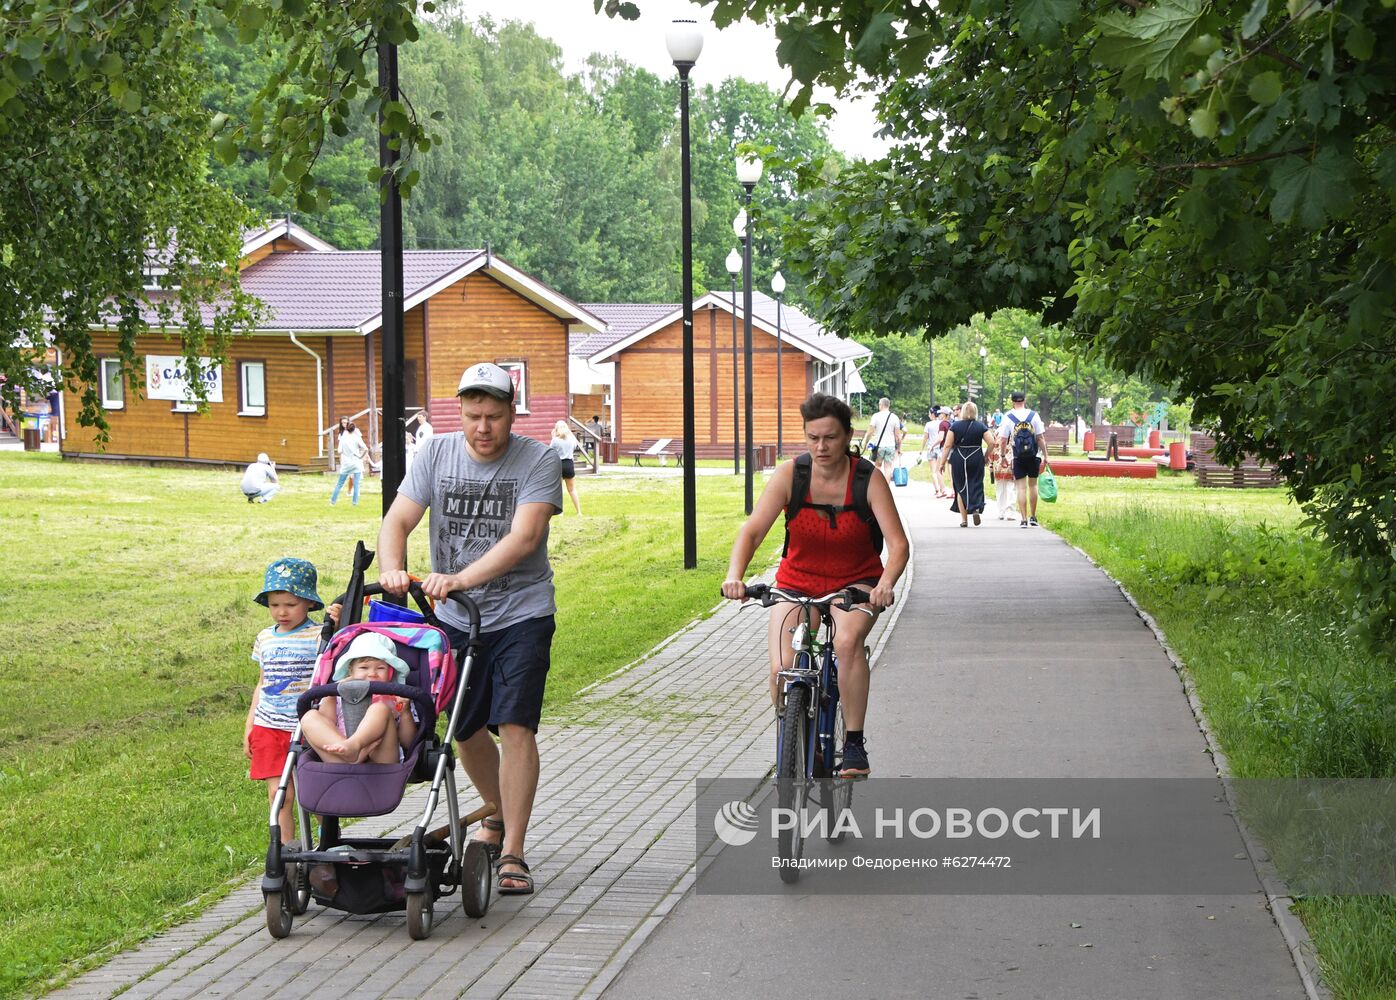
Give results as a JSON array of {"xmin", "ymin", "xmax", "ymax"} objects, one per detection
[{"xmin": 739, "ymin": 583, "xmax": 874, "ymax": 884}]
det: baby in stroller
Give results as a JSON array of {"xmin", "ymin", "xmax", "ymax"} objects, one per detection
[{"xmin": 300, "ymin": 632, "xmax": 419, "ymax": 764}]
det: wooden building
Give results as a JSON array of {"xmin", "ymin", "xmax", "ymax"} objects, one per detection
[
  {"xmin": 582, "ymin": 291, "xmax": 871, "ymax": 456},
  {"xmin": 61, "ymin": 220, "xmax": 604, "ymax": 469}
]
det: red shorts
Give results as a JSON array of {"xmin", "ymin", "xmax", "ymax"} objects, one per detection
[{"xmin": 248, "ymin": 725, "xmax": 293, "ymax": 780}]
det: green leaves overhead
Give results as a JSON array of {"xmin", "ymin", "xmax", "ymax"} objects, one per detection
[
  {"xmin": 1015, "ymin": 0, "xmax": 1079, "ymax": 44},
  {"xmin": 1096, "ymin": 0, "xmax": 1208, "ymax": 90},
  {"xmin": 1269, "ymin": 148, "xmax": 1356, "ymax": 229},
  {"xmin": 691, "ymin": 0, "xmax": 1396, "ymax": 649}
]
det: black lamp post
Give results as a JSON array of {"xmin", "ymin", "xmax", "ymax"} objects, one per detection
[
  {"xmin": 772, "ymin": 269, "xmax": 785, "ymax": 459},
  {"xmin": 379, "ymin": 38, "xmax": 405, "ymax": 514},
  {"xmin": 726, "ymin": 247, "xmax": 741, "ymax": 476},
  {"xmin": 668, "ymin": 19, "xmax": 702, "ymax": 569},
  {"xmin": 736, "ymin": 155, "xmax": 763, "ymax": 514},
  {"xmin": 1020, "ymin": 336, "xmax": 1030, "ymax": 394},
  {"xmin": 928, "ymin": 334, "xmax": 935, "ymax": 410}
]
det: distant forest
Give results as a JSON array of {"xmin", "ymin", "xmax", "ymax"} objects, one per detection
[{"xmin": 204, "ymin": 12, "xmax": 841, "ymax": 307}]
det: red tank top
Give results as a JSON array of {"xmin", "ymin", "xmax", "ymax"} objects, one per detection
[{"xmin": 775, "ymin": 458, "xmax": 885, "ymax": 595}]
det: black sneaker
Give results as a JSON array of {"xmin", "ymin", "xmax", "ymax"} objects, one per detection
[
  {"xmin": 1029, "ymin": 516, "xmax": 1039, "ymax": 526},
  {"xmin": 1020, "ymin": 520, "xmax": 1030, "ymax": 528},
  {"xmin": 839, "ymin": 740, "xmax": 870, "ymax": 777}
]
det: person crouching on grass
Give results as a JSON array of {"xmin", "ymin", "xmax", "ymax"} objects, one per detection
[
  {"xmin": 299, "ymin": 633, "xmax": 419, "ymax": 764},
  {"xmin": 244, "ymin": 558, "xmax": 339, "ymax": 846}
]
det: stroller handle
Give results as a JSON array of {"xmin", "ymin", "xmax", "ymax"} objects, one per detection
[{"xmin": 333, "ymin": 582, "xmax": 483, "ymax": 635}]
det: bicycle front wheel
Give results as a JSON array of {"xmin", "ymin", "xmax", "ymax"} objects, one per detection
[{"xmin": 777, "ymin": 684, "xmax": 810, "ymax": 882}]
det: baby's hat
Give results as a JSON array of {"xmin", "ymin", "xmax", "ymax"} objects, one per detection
[{"xmin": 333, "ymin": 631, "xmax": 410, "ymax": 684}]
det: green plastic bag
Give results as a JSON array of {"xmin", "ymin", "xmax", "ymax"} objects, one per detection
[{"xmin": 1039, "ymin": 466, "xmax": 1058, "ymax": 503}]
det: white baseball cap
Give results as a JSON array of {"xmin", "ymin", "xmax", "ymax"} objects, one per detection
[{"xmin": 456, "ymin": 362, "xmax": 515, "ymax": 401}]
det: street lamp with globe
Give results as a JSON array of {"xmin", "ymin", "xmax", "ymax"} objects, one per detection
[
  {"xmin": 726, "ymin": 246, "xmax": 741, "ymax": 475},
  {"xmin": 736, "ymin": 155, "xmax": 763, "ymax": 514},
  {"xmin": 666, "ymin": 18, "xmax": 702, "ymax": 568}
]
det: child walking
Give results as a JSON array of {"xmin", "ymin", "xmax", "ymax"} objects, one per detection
[
  {"xmin": 244, "ymin": 557, "xmax": 330, "ymax": 846},
  {"xmin": 300, "ymin": 632, "xmax": 419, "ymax": 765}
]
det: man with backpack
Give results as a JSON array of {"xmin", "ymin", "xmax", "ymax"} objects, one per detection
[
  {"xmin": 860, "ymin": 396, "xmax": 904, "ymax": 482},
  {"xmin": 1001, "ymin": 391, "xmax": 1048, "ymax": 528}
]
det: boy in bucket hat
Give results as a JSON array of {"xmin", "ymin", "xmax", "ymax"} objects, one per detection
[
  {"xmin": 244, "ymin": 558, "xmax": 338, "ymax": 844},
  {"xmin": 300, "ymin": 631, "xmax": 419, "ymax": 764}
]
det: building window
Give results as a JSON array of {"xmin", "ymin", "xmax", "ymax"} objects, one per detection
[
  {"xmin": 99, "ymin": 358, "xmax": 124, "ymax": 410},
  {"xmin": 239, "ymin": 361, "xmax": 267, "ymax": 417},
  {"xmin": 498, "ymin": 361, "xmax": 528, "ymax": 413},
  {"xmin": 171, "ymin": 399, "xmax": 198, "ymax": 414}
]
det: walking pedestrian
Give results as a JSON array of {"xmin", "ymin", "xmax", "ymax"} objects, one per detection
[
  {"xmin": 1003, "ymin": 390, "xmax": 1049, "ymax": 527},
  {"xmin": 550, "ymin": 420, "xmax": 582, "ymax": 515},
  {"xmin": 860, "ymin": 397, "xmax": 903, "ymax": 482},
  {"xmin": 937, "ymin": 402, "xmax": 994, "ymax": 526},
  {"xmin": 377, "ymin": 362, "xmax": 563, "ymax": 896},
  {"xmin": 927, "ymin": 406, "xmax": 951, "ymax": 498},
  {"xmin": 329, "ymin": 421, "xmax": 366, "ymax": 506},
  {"xmin": 992, "ymin": 430, "xmax": 1017, "ymax": 520}
]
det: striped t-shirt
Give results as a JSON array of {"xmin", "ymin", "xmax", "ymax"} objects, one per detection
[{"xmin": 251, "ymin": 620, "xmax": 321, "ymax": 731}]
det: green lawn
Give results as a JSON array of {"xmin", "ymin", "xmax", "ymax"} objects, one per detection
[
  {"xmin": 0, "ymin": 452, "xmax": 777, "ymax": 999},
  {"xmin": 1038, "ymin": 473, "xmax": 1395, "ymax": 1000}
]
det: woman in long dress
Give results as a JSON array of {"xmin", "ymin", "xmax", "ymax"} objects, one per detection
[{"xmin": 937, "ymin": 401, "xmax": 995, "ymax": 526}]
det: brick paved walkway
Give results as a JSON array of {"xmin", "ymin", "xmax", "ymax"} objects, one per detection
[{"xmin": 53, "ymin": 550, "xmax": 908, "ymax": 1000}]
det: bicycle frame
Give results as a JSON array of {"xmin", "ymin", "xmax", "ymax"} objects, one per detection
[{"xmin": 775, "ymin": 611, "xmax": 839, "ymax": 783}]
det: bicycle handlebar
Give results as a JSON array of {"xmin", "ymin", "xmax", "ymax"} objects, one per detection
[{"xmin": 740, "ymin": 582, "xmax": 871, "ymax": 611}]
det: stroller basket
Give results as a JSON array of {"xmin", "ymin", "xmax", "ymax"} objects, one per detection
[{"xmin": 309, "ymin": 841, "xmax": 452, "ymax": 914}]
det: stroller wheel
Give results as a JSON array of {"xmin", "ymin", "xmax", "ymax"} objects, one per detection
[
  {"xmin": 461, "ymin": 839, "xmax": 493, "ymax": 919},
  {"xmin": 406, "ymin": 891, "xmax": 434, "ymax": 940},
  {"xmin": 288, "ymin": 860, "xmax": 311, "ymax": 915},
  {"xmin": 264, "ymin": 891, "xmax": 292, "ymax": 939}
]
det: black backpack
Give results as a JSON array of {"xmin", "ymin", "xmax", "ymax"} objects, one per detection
[
  {"xmin": 783, "ymin": 453, "xmax": 884, "ymax": 556},
  {"xmin": 1011, "ymin": 411, "xmax": 1038, "ymax": 460}
]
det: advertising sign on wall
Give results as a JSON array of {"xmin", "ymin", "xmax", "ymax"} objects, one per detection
[{"xmin": 145, "ymin": 356, "xmax": 223, "ymax": 403}]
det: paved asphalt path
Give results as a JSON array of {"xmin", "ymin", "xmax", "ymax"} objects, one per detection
[{"xmin": 602, "ymin": 479, "xmax": 1307, "ymax": 1000}]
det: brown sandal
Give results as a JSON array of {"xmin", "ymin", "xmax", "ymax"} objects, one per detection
[
  {"xmin": 496, "ymin": 854, "xmax": 534, "ymax": 895},
  {"xmin": 475, "ymin": 817, "xmax": 504, "ymax": 863}
]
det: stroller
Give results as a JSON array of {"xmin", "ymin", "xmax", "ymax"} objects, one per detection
[{"xmin": 262, "ymin": 543, "xmax": 494, "ymax": 939}]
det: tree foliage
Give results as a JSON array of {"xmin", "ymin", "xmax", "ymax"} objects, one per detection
[
  {"xmin": 3, "ymin": 0, "xmax": 838, "ymax": 431},
  {"xmin": 204, "ymin": 12, "xmax": 841, "ymax": 303},
  {"xmin": 674, "ymin": 0, "xmax": 1396, "ymax": 648},
  {"xmin": 856, "ymin": 309, "xmax": 1168, "ymax": 426},
  {"xmin": 0, "ymin": 0, "xmax": 439, "ymax": 432},
  {"xmin": 0, "ymin": 0, "xmax": 261, "ymax": 435}
]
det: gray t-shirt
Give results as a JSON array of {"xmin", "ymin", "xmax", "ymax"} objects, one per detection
[{"xmin": 401, "ymin": 432, "xmax": 562, "ymax": 632}]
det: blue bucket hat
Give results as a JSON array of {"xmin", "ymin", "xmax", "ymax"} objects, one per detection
[{"xmin": 254, "ymin": 557, "xmax": 324, "ymax": 611}]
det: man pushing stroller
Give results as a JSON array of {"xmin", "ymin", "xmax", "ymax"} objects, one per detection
[{"xmin": 377, "ymin": 363, "xmax": 562, "ymax": 897}]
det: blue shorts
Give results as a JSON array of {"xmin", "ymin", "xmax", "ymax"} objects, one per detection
[
  {"xmin": 439, "ymin": 614, "xmax": 555, "ymax": 739},
  {"xmin": 1013, "ymin": 454, "xmax": 1043, "ymax": 480}
]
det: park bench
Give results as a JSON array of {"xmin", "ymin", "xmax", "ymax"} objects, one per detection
[
  {"xmin": 628, "ymin": 438, "xmax": 676, "ymax": 465},
  {"xmin": 1042, "ymin": 426, "xmax": 1071, "ymax": 456},
  {"xmin": 1190, "ymin": 432, "xmax": 1283, "ymax": 488}
]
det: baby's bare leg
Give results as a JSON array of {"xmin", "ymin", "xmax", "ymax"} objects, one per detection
[
  {"xmin": 329, "ymin": 704, "xmax": 394, "ymax": 763},
  {"xmin": 366, "ymin": 710, "xmax": 403, "ymax": 764},
  {"xmin": 301, "ymin": 710, "xmax": 359, "ymax": 763}
]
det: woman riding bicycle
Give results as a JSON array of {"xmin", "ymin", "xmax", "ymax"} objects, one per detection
[{"xmin": 721, "ymin": 393, "xmax": 910, "ymax": 777}]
